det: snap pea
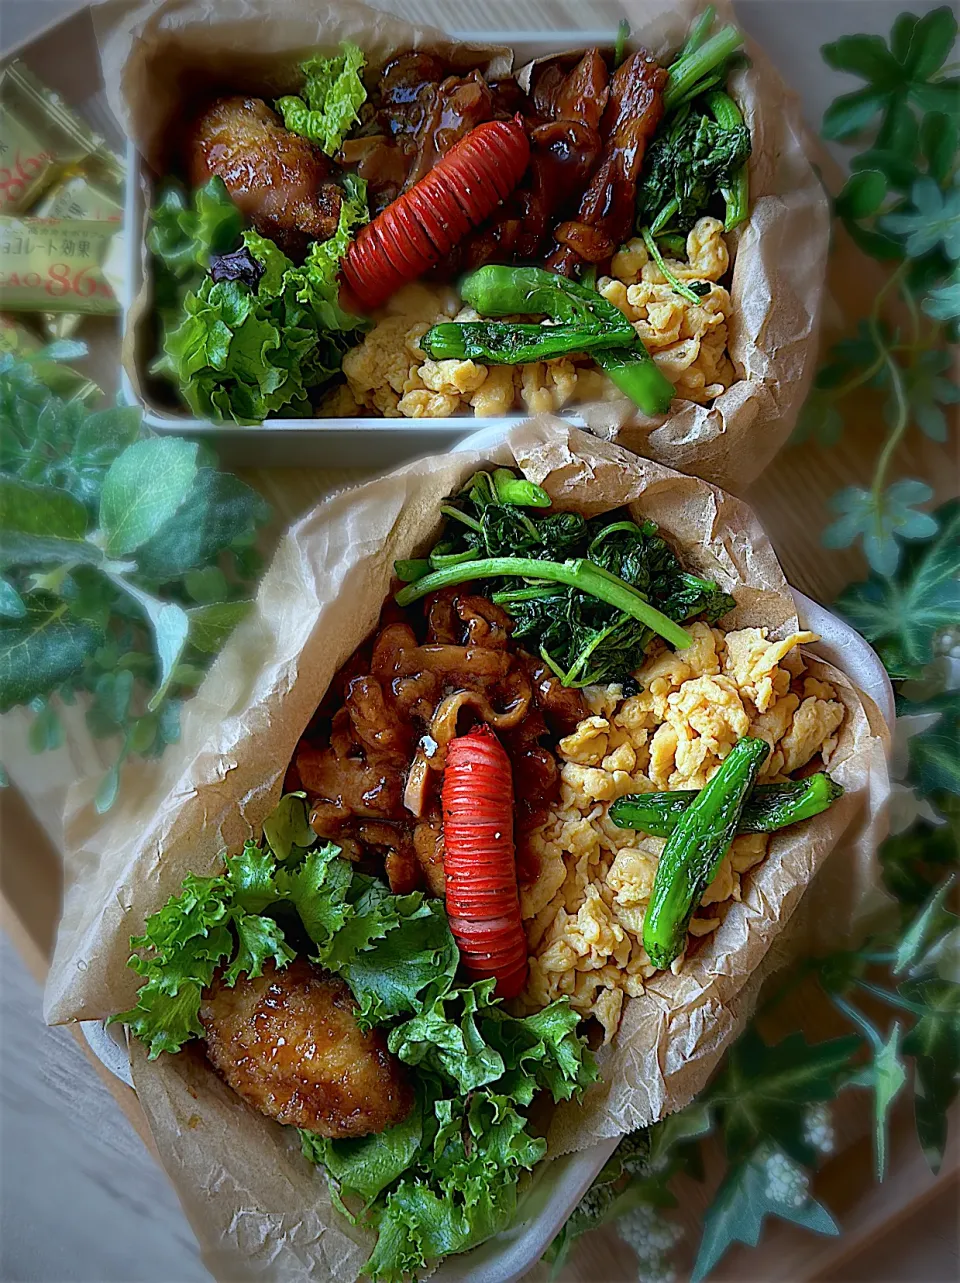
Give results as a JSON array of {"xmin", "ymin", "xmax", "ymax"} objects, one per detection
[
  {"xmin": 642, "ymin": 736, "xmax": 768, "ymax": 969},
  {"xmin": 610, "ymin": 773, "xmax": 844, "ymax": 838}
]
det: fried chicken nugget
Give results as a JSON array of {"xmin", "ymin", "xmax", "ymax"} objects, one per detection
[
  {"xmin": 185, "ymin": 96, "xmax": 343, "ymax": 256},
  {"xmin": 200, "ymin": 959, "xmax": 413, "ymax": 1138}
]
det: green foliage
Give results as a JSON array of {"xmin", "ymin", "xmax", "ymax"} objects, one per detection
[
  {"xmin": 407, "ymin": 473, "xmax": 733, "ymax": 687},
  {"xmin": 0, "ymin": 348, "xmax": 269, "ymax": 807},
  {"xmin": 276, "ymin": 43, "xmax": 367, "ymax": 156},
  {"xmin": 691, "ymin": 1145, "xmax": 838, "ymax": 1283},
  {"xmin": 822, "ymin": 479, "xmax": 938, "ymax": 577},
  {"xmin": 151, "ymin": 179, "xmax": 369, "ymax": 424}
]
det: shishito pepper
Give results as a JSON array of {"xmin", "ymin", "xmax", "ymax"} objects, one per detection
[
  {"xmin": 642, "ymin": 735, "xmax": 769, "ymax": 969},
  {"xmin": 420, "ymin": 265, "xmax": 675, "ymax": 416},
  {"xmin": 611, "ymin": 773, "xmax": 843, "ymax": 838}
]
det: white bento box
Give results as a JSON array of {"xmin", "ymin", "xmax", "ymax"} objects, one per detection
[
  {"xmin": 121, "ymin": 29, "xmax": 632, "ymax": 468},
  {"xmin": 82, "ymin": 560, "xmax": 895, "ymax": 1283}
]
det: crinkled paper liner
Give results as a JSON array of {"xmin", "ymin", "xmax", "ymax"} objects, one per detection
[
  {"xmin": 45, "ymin": 420, "xmax": 889, "ymax": 1283},
  {"xmin": 98, "ymin": 0, "xmax": 830, "ymax": 491}
]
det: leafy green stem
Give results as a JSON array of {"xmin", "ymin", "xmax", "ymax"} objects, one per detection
[
  {"xmin": 854, "ymin": 980, "xmax": 934, "ymax": 1019},
  {"xmin": 831, "ymin": 993, "xmax": 883, "ymax": 1052},
  {"xmin": 394, "ymin": 556, "xmax": 693, "ymax": 650}
]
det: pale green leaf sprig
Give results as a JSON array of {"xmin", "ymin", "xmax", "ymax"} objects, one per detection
[
  {"xmin": 823, "ymin": 479, "xmax": 937, "ymax": 576},
  {"xmin": 0, "ymin": 348, "xmax": 269, "ymax": 808},
  {"xmin": 881, "ymin": 176, "xmax": 960, "ymax": 260}
]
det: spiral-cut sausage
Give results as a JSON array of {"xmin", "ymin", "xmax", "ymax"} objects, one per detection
[
  {"xmin": 341, "ymin": 116, "xmax": 531, "ymax": 310},
  {"xmin": 442, "ymin": 725, "xmax": 528, "ymax": 999}
]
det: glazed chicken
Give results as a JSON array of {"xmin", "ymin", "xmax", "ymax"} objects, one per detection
[
  {"xmin": 547, "ymin": 51, "xmax": 668, "ymax": 275},
  {"xmin": 185, "ymin": 96, "xmax": 343, "ymax": 256},
  {"xmin": 200, "ymin": 959, "xmax": 414, "ymax": 1138}
]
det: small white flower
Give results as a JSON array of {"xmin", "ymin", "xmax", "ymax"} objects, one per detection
[
  {"xmin": 802, "ymin": 1103, "xmax": 836, "ymax": 1158},
  {"xmin": 762, "ymin": 1147, "xmax": 809, "ymax": 1208},
  {"xmin": 617, "ymin": 1203, "xmax": 682, "ymax": 1282}
]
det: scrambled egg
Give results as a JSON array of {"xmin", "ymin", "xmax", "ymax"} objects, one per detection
[
  {"xmin": 323, "ymin": 217, "xmax": 736, "ymax": 419},
  {"xmin": 516, "ymin": 624, "xmax": 846, "ymax": 1043}
]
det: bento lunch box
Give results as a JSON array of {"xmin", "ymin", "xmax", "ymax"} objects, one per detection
[
  {"xmin": 120, "ymin": 29, "xmax": 637, "ymax": 469},
  {"xmin": 80, "ymin": 458, "xmax": 895, "ymax": 1283}
]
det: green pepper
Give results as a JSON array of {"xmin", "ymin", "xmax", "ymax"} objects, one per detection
[
  {"xmin": 460, "ymin": 265, "xmax": 627, "ymax": 329},
  {"xmin": 610, "ymin": 773, "xmax": 844, "ymax": 838},
  {"xmin": 642, "ymin": 736, "xmax": 769, "ymax": 969},
  {"xmin": 420, "ymin": 319, "xmax": 634, "ymax": 364},
  {"xmin": 593, "ymin": 346, "xmax": 676, "ymax": 415}
]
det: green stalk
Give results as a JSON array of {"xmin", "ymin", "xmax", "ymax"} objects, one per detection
[
  {"xmin": 705, "ymin": 90, "xmax": 750, "ymax": 230},
  {"xmin": 394, "ymin": 556, "xmax": 692, "ymax": 650},
  {"xmin": 682, "ymin": 5, "xmax": 716, "ymax": 57},
  {"xmin": 640, "ymin": 227, "xmax": 703, "ymax": 303},
  {"xmin": 650, "ymin": 196, "xmax": 680, "ymax": 236},
  {"xmin": 614, "ymin": 18, "xmax": 630, "ymax": 67},
  {"xmin": 664, "ymin": 25, "xmax": 743, "ymax": 112}
]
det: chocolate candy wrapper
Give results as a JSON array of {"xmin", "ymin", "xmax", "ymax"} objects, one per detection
[
  {"xmin": 0, "ymin": 312, "xmax": 99, "ymax": 401},
  {"xmin": 0, "ymin": 62, "xmax": 104, "ymax": 215},
  {"xmin": 0, "ymin": 217, "xmax": 120, "ymax": 315},
  {"xmin": 32, "ymin": 162, "xmax": 124, "ymax": 337}
]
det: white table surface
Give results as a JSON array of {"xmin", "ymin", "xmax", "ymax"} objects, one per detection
[{"xmin": 0, "ymin": 4, "xmax": 955, "ymax": 1283}]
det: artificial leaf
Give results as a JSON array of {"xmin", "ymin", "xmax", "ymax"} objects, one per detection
[
  {"xmin": 0, "ymin": 604, "xmax": 101, "ymax": 711},
  {"xmin": 99, "ymin": 438, "xmax": 199, "ymax": 555},
  {"xmin": 834, "ymin": 498, "xmax": 960, "ymax": 676},
  {"xmin": 111, "ymin": 577, "xmax": 190, "ymax": 711},
  {"xmin": 923, "ymin": 268, "xmax": 960, "ymax": 322},
  {"xmin": 0, "ymin": 474, "xmax": 87, "ymax": 539},
  {"xmin": 187, "ymin": 600, "xmax": 252, "ymax": 653},
  {"xmin": 691, "ymin": 1146, "xmax": 838, "ymax": 1283},
  {"xmin": 864, "ymin": 1023, "xmax": 908, "ymax": 1179},
  {"xmin": 0, "ymin": 577, "xmax": 26, "ymax": 619},
  {"xmin": 901, "ymin": 977, "xmax": 960, "ymax": 1172},
  {"xmin": 902, "ymin": 691, "xmax": 960, "ymax": 795},
  {"xmin": 709, "ymin": 1029, "xmax": 859, "ymax": 1165},
  {"xmin": 135, "ymin": 468, "xmax": 269, "ymax": 582},
  {"xmin": 823, "ymin": 480, "xmax": 938, "ymax": 576},
  {"xmin": 836, "ymin": 170, "xmax": 887, "ymax": 219},
  {"xmin": 184, "ymin": 565, "xmax": 229, "ymax": 604},
  {"xmin": 880, "ymin": 177, "xmax": 960, "ymax": 259},
  {"xmin": 893, "ymin": 874, "xmax": 957, "ymax": 976},
  {"xmin": 880, "ymin": 822, "xmax": 959, "ymax": 909}
]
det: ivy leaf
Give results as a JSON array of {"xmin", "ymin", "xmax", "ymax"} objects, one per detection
[
  {"xmin": 881, "ymin": 823, "xmax": 959, "ymax": 909},
  {"xmin": 901, "ymin": 978, "xmax": 960, "ymax": 1172},
  {"xmin": 834, "ymin": 499, "xmax": 960, "ymax": 676},
  {"xmin": 852, "ymin": 1024, "xmax": 908, "ymax": 1179},
  {"xmin": 709, "ymin": 1030, "xmax": 859, "ymax": 1165},
  {"xmin": 881, "ymin": 177, "xmax": 960, "ymax": 259},
  {"xmin": 893, "ymin": 875, "xmax": 958, "ymax": 977},
  {"xmin": 901, "ymin": 690, "xmax": 960, "ymax": 795},
  {"xmin": 792, "ymin": 392, "xmax": 845, "ymax": 446},
  {"xmin": 99, "ymin": 438, "xmax": 199, "ymax": 556},
  {"xmin": 691, "ymin": 1145, "xmax": 838, "ymax": 1283},
  {"xmin": 823, "ymin": 480, "xmax": 938, "ymax": 575}
]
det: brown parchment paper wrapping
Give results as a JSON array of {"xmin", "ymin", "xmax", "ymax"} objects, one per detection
[
  {"xmin": 96, "ymin": 0, "xmax": 829, "ymax": 492},
  {"xmin": 45, "ymin": 421, "xmax": 888, "ymax": 1283}
]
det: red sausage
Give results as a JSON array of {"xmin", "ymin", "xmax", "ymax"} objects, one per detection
[
  {"xmin": 341, "ymin": 117, "xmax": 530, "ymax": 312},
  {"xmin": 441, "ymin": 724, "xmax": 529, "ymax": 1000}
]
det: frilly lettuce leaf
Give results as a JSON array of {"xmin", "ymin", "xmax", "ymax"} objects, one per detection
[
  {"xmin": 300, "ymin": 1093, "xmax": 424, "ymax": 1204},
  {"xmin": 341, "ymin": 897, "xmax": 459, "ymax": 1028},
  {"xmin": 276, "ymin": 43, "xmax": 367, "ymax": 156},
  {"xmin": 155, "ymin": 181, "xmax": 368, "ymax": 425},
  {"xmin": 387, "ymin": 978, "xmax": 506, "ymax": 1093},
  {"xmin": 148, "ymin": 177, "xmax": 242, "ymax": 282}
]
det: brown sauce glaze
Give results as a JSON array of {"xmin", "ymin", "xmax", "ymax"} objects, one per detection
[{"xmin": 290, "ymin": 587, "xmax": 587, "ymax": 894}]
